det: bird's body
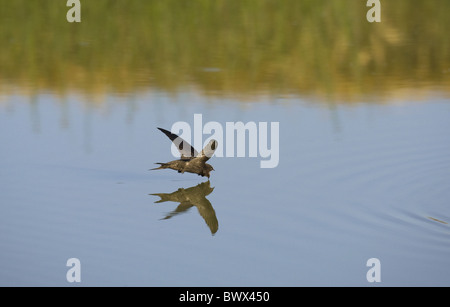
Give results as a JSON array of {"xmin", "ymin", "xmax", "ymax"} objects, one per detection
[
  {"xmin": 152, "ymin": 127, "xmax": 217, "ymax": 178},
  {"xmin": 152, "ymin": 160, "xmax": 214, "ymax": 178}
]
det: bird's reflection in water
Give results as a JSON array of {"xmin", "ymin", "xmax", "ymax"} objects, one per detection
[{"xmin": 150, "ymin": 181, "xmax": 218, "ymax": 235}]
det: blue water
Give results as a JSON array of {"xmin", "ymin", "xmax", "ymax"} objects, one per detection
[{"xmin": 1, "ymin": 90, "xmax": 449, "ymax": 286}]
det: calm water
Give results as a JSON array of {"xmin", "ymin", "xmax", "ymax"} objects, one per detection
[{"xmin": 1, "ymin": 1, "xmax": 450, "ymax": 286}]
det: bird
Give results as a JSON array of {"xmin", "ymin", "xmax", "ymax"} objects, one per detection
[
  {"xmin": 150, "ymin": 181, "xmax": 218, "ymax": 235},
  {"xmin": 151, "ymin": 127, "xmax": 218, "ymax": 178}
]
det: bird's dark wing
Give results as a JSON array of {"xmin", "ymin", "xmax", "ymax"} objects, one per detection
[
  {"xmin": 195, "ymin": 198, "xmax": 219, "ymax": 235},
  {"xmin": 157, "ymin": 127, "xmax": 198, "ymax": 159},
  {"xmin": 160, "ymin": 201, "xmax": 194, "ymax": 220},
  {"xmin": 197, "ymin": 139, "xmax": 218, "ymax": 162}
]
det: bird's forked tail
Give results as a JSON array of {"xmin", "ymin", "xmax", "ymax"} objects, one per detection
[{"xmin": 150, "ymin": 163, "xmax": 168, "ymax": 170}]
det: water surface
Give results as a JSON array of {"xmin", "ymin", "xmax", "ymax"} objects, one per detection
[{"xmin": 1, "ymin": 0, "xmax": 450, "ymax": 286}]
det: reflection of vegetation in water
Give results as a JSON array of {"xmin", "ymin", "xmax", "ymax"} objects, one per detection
[
  {"xmin": 151, "ymin": 181, "xmax": 218, "ymax": 235},
  {"xmin": 0, "ymin": 0, "xmax": 449, "ymax": 101}
]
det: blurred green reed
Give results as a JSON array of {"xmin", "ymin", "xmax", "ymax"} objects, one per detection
[{"xmin": 0, "ymin": 0, "xmax": 449, "ymax": 102}]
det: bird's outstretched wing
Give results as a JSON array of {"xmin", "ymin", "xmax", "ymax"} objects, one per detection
[
  {"xmin": 157, "ymin": 127, "xmax": 198, "ymax": 159},
  {"xmin": 197, "ymin": 139, "xmax": 218, "ymax": 162},
  {"xmin": 195, "ymin": 197, "xmax": 218, "ymax": 235}
]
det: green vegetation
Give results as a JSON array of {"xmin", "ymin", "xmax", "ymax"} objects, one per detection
[{"xmin": 1, "ymin": 0, "xmax": 449, "ymax": 102}]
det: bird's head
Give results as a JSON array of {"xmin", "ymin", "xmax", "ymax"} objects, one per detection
[{"xmin": 204, "ymin": 164, "xmax": 214, "ymax": 178}]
